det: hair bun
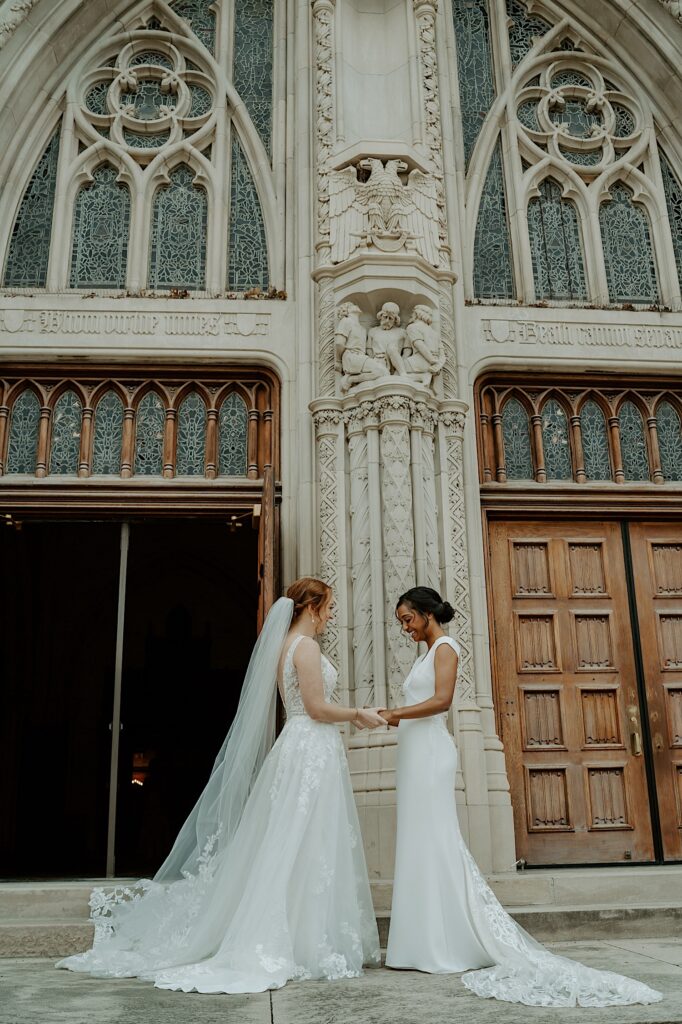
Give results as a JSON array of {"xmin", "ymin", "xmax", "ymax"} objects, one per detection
[{"xmin": 438, "ymin": 601, "xmax": 455, "ymax": 624}]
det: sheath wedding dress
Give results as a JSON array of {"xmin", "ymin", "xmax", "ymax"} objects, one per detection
[
  {"xmin": 385, "ymin": 634, "xmax": 663, "ymax": 1008},
  {"xmin": 56, "ymin": 600, "xmax": 380, "ymax": 993}
]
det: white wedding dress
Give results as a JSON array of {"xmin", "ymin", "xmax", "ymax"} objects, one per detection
[
  {"xmin": 385, "ymin": 634, "xmax": 663, "ymax": 1007},
  {"xmin": 56, "ymin": 632, "xmax": 380, "ymax": 993}
]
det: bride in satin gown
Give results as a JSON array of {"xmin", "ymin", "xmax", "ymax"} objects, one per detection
[
  {"xmin": 56, "ymin": 578, "xmax": 384, "ymax": 993},
  {"xmin": 381, "ymin": 586, "xmax": 663, "ymax": 1008}
]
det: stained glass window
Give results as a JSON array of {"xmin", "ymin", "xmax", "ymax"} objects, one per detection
[
  {"xmin": 541, "ymin": 399, "xmax": 572, "ymax": 479},
  {"xmin": 227, "ymin": 138, "xmax": 269, "ymax": 292},
  {"xmin": 129, "ymin": 50, "xmax": 173, "ymax": 69},
  {"xmin": 473, "ymin": 142, "xmax": 515, "ymax": 298},
  {"xmin": 219, "ymin": 393, "xmax": 248, "ymax": 476},
  {"xmin": 176, "ymin": 392, "xmax": 207, "ymax": 475},
  {"xmin": 233, "ymin": 0, "xmax": 273, "ymax": 158},
  {"xmin": 123, "ymin": 129, "xmax": 171, "ymax": 149},
  {"xmin": 506, "ymin": 0, "xmax": 551, "ymax": 69},
  {"xmin": 92, "ymin": 391, "xmax": 124, "ymax": 474},
  {"xmin": 599, "ymin": 183, "xmax": 659, "ymax": 303},
  {"xmin": 50, "ymin": 391, "xmax": 82, "ymax": 475},
  {"xmin": 527, "ymin": 178, "xmax": 587, "ymax": 300},
  {"xmin": 619, "ymin": 401, "xmax": 650, "ymax": 481},
  {"xmin": 149, "ymin": 164, "xmax": 207, "ymax": 290},
  {"xmin": 502, "ymin": 398, "xmax": 533, "ymax": 478},
  {"xmin": 559, "ymin": 148, "xmax": 602, "ymax": 166},
  {"xmin": 135, "ymin": 392, "xmax": 165, "ymax": 475},
  {"xmin": 188, "ymin": 84, "xmax": 213, "ymax": 118},
  {"xmin": 656, "ymin": 401, "xmax": 682, "ymax": 482},
  {"xmin": 659, "ymin": 149, "xmax": 682, "ymax": 293},
  {"xmin": 517, "ymin": 100, "xmax": 540, "ymax": 131},
  {"xmin": 70, "ymin": 165, "xmax": 130, "ymax": 288},
  {"xmin": 4, "ymin": 126, "xmax": 61, "ymax": 287},
  {"xmin": 612, "ymin": 104, "xmax": 635, "ymax": 139},
  {"xmin": 85, "ymin": 81, "xmax": 110, "ymax": 115},
  {"xmin": 580, "ymin": 400, "xmax": 611, "ymax": 481},
  {"xmin": 6, "ymin": 390, "xmax": 40, "ymax": 474},
  {"xmin": 123, "ymin": 79, "xmax": 176, "ymax": 120},
  {"xmin": 550, "ymin": 98, "xmax": 601, "ymax": 137},
  {"xmin": 169, "ymin": 1, "xmax": 216, "ymax": 54},
  {"xmin": 550, "ymin": 70, "xmax": 591, "ymax": 88},
  {"xmin": 452, "ymin": 0, "xmax": 495, "ymax": 168}
]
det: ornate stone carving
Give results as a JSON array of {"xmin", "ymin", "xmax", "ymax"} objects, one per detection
[
  {"xmin": 659, "ymin": 1, "xmax": 682, "ymax": 23},
  {"xmin": 329, "ymin": 158, "xmax": 440, "ymax": 266},
  {"xmin": 335, "ymin": 302, "xmax": 387, "ymax": 392},
  {"xmin": 412, "ymin": 0, "xmax": 449, "ymax": 269},
  {"xmin": 312, "ymin": 407, "xmax": 343, "ymax": 671},
  {"xmin": 0, "ymin": 0, "xmax": 37, "ymax": 50},
  {"xmin": 336, "ymin": 301, "xmax": 445, "ymax": 394},
  {"xmin": 347, "ymin": 427, "xmax": 374, "ymax": 708},
  {"xmin": 311, "ymin": 0, "xmax": 336, "ymax": 264}
]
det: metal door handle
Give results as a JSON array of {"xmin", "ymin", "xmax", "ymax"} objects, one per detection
[{"xmin": 626, "ymin": 704, "xmax": 642, "ymax": 757}]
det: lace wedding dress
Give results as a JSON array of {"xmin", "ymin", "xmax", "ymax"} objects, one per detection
[
  {"xmin": 385, "ymin": 635, "xmax": 663, "ymax": 1008},
  {"xmin": 56, "ymin": 630, "xmax": 380, "ymax": 993}
]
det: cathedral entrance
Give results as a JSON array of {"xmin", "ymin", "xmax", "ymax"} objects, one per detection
[{"xmin": 0, "ymin": 513, "xmax": 266, "ymax": 880}]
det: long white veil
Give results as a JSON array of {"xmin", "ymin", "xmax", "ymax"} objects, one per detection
[{"xmin": 55, "ymin": 596, "xmax": 295, "ymax": 976}]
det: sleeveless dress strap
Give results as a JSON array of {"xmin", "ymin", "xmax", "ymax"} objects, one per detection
[{"xmin": 428, "ymin": 635, "xmax": 461, "ymax": 658}]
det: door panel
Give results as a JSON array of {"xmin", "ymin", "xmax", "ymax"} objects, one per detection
[
  {"xmin": 489, "ymin": 521, "xmax": 654, "ymax": 865},
  {"xmin": 629, "ymin": 523, "xmax": 682, "ymax": 860}
]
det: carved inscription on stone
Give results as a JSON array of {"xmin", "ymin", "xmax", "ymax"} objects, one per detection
[
  {"xmin": 483, "ymin": 318, "xmax": 682, "ymax": 351},
  {"xmin": 0, "ymin": 309, "xmax": 270, "ymax": 337}
]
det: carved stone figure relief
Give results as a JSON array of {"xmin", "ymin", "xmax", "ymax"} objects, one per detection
[{"xmin": 335, "ymin": 300, "xmax": 444, "ymax": 394}]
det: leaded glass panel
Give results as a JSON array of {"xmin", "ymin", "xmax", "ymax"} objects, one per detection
[
  {"xmin": 129, "ymin": 50, "xmax": 173, "ymax": 69},
  {"xmin": 527, "ymin": 179, "xmax": 587, "ymax": 300},
  {"xmin": 517, "ymin": 100, "xmax": 539, "ymax": 131},
  {"xmin": 452, "ymin": 0, "xmax": 495, "ymax": 168},
  {"xmin": 550, "ymin": 98, "xmax": 601, "ymax": 137},
  {"xmin": 599, "ymin": 183, "xmax": 658, "ymax": 303},
  {"xmin": 612, "ymin": 103, "xmax": 635, "ymax": 138},
  {"xmin": 123, "ymin": 130, "xmax": 171, "ymax": 148},
  {"xmin": 70, "ymin": 165, "xmax": 130, "ymax": 288},
  {"xmin": 169, "ymin": 1, "xmax": 216, "ymax": 54},
  {"xmin": 473, "ymin": 142, "xmax": 515, "ymax": 298},
  {"xmin": 125, "ymin": 79, "xmax": 176, "ymax": 120},
  {"xmin": 149, "ymin": 164, "xmax": 207, "ymax": 291},
  {"xmin": 659, "ymin": 149, "xmax": 682, "ymax": 292},
  {"xmin": 559, "ymin": 148, "xmax": 602, "ymax": 166},
  {"xmin": 506, "ymin": 0, "xmax": 551, "ymax": 69},
  {"xmin": 550, "ymin": 70, "xmax": 591, "ymax": 88},
  {"xmin": 92, "ymin": 391, "xmax": 124, "ymax": 474},
  {"xmin": 4, "ymin": 126, "xmax": 60, "ymax": 287},
  {"xmin": 656, "ymin": 401, "xmax": 682, "ymax": 482},
  {"xmin": 50, "ymin": 391, "xmax": 82, "ymax": 475},
  {"xmin": 619, "ymin": 400, "xmax": 650, "ymax": 481},
  {"xmin": 188, "ymin": 85, "xmax": 213, "ymax": 117},
  {"xmin": 580, "ymin": 400, "xmax": 611, "ymax": 480},
  {"xmin": 134, "ymin": 392, "xmax": 165, "ymax": 475},
  {"xmin": 219, "ymin": 393, "xmax": 248, "ymax": 476},
  {"xmin": 233, "ymin": 0, "xmax": 273, "ymax": 158},
  {"xmin": 6, "ymin": 390, "xmax": 40, "ymax": 474},
  {"xmin": 176, "ymin": 392, "xmax": 207, "ymax": 475},
  {"xmin": 541, "ymin": 399, "xmax": 572, "ymax": 479},
  {"xmin": 86, "ymin": 82, "xmax": 110, "ymax": 114},
  {"xmin": 502, "ymin": 398, "xmax": 533, "ymax": 478},
  {"xmin": 227, "ymin": 138, "xmax": 269, "ymax": 292}
]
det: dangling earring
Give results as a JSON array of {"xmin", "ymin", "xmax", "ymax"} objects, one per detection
[{"xmin": 309, "ymin": 610, "xmax": 317, "ymax": 631}]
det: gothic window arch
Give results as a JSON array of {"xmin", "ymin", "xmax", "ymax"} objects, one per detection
[
  {"xmin": 456, "ymin": 0, "xmax": 682, "ymax": 308},
  {"xmin": 219, "ymin": 392, "xmax": 248, "ymax": 476},
  {"xmin": 176, "ymin": 391, "xmax": 207, "ymax": 475},
  {"xmin": 135, "ymin": 391, "xmax": 165, "ymax": 476},
  {"xmin": 540, "ymin": 397, "xmax": 572, "ymax": 479},
  {"xmin": 50, "ymin": 391, "xmax": 83, "ymax": 475},
  {"xmin": 656, "ymin": 400, "xmax": 682, "ymax": 482},
  {"xmin": 527, "ymin": 178, "xmax": 587, "ymax": 300},
  {"xmin": 70, "ymin": 165, "xmax": 131, "ymax": 289},
  {"xmin": 501, "ymin": 397, "xmax": 533, "ymax": 479},
  {"xmin": 618, "ymin": 400, "xmax": 650, "ymax": 481},
  {"xmin": 92, "ymin": 390, "xmax": 124, "ymax": 475},
  {"xmin": 6, "ymin": 390, "xmax": 41, "ymax": 474},
  {"xmin": 1, "ymin": 3, "xmax": 279, "ymax": 295},
  {"xmin": 579, "ymin": 399, "xmax": 612, "ymax": 482}
]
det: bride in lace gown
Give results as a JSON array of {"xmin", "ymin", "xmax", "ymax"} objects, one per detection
[
  {"xmin": 56, "ymin": 578, "xmax": 383, "ymax": 993},
  {"xmin": 381, "ymin": 586, "xmax": 663, "ymax": 1008}
]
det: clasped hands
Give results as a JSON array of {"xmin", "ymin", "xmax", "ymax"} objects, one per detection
[{"xmin": 354, "ymin": 706, "xmax": 399, "ymax": 729}]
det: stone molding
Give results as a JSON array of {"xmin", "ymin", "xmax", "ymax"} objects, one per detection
[{"xmin": 0, "ymin": 0, "xmax": 37, "ymax": 51}]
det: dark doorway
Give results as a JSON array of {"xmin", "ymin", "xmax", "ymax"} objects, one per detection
[
  {"xmin": 114, "ymin": 520, "xmax": 258, "ymax": 876},
  {"xmin": 0, "ymin": 517, "xmax": 259, "ymax": 879},
  {"xmin": 0, "ymin": 523, "xmax": 120, "ymax": 877}
]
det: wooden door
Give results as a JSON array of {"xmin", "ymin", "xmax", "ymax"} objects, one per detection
[
  {"xmin": 489, "ymin": 521, "xmax": 654, "ymax": 865},
  {"xmin": 629, "ymin": 523, "xmax": 682, "ymax": 861}
]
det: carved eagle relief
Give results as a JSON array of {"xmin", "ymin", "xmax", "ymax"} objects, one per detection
[{"xmin": 329, "ymin": 158, "xmax": 440, "ymax": 267}]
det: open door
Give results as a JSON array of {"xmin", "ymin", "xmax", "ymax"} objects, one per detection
[{"xmin": 257, "ymin": 465, "xmax": 277, "ymax": 630}]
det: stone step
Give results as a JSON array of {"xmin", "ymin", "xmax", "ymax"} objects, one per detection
[{"xmin": 0, "ymin": 919, "xmax": 94, "ymax": 958}]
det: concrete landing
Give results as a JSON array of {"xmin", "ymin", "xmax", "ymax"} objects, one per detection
[{"xmin": 1, "ymin": 939, "xmax": 680, "ymax": 1024}]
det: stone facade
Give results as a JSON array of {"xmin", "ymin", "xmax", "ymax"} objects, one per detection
[{"xmin": 1, "ymin": 0, "xmax": 682, "ymax": 881}]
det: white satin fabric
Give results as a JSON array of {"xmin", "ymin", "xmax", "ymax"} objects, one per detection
[
  {"xmin": 56, "ymin": 634, "xmax": 380, "ymax": 993},
  {"xmin": 385, "ymin": 634, "xmax": 663, "ymax": 1007}
]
